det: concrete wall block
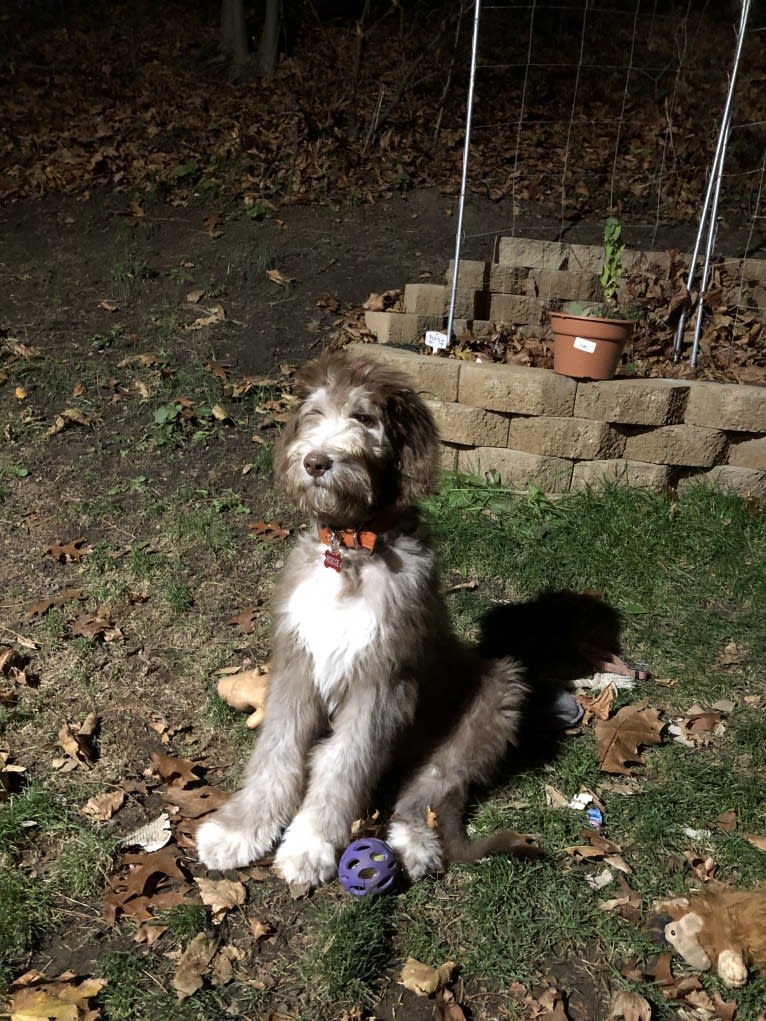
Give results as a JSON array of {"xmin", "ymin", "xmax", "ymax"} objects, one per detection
[
  {"xmin": 509, "ymin": 416, "xmax": 626, "ymax": 460},
  {"xmin": 425, "ymin": 399, "xmax": 510, "ymax": 447},
  {"xmin": 403, "ymin": 283, "xmax": 447, "ymax": 316},
  {"xmin": 439, "ymin": 443, "xmax": 459, "ymax": 472},
  {"xmin": 574, "ymin": 379, "xmax": 691, "ymax": 426},
  {"xmin": 445, "ymin": 259, "xmax": 489, "ymax": 290},
  {"xmin": 488, "ymin": 292, "xmax": 544, "ymax": 326},
  {"xmin": 364, "ymin": 310, "xmax": 442, "ymax": 345},
  {"xmin": 458, "ymin": 361, "xmax": 577, "ymax": 416},
  {"xmin": 728, "ymin": 435, "xmax": 766, "ymax": 470},
  {"xmin": 740, "ymin": 258, "xmax": 766, "ymax": 287},
  {"xmin": 347, "ymin": 343, "xmax": 460, "ymax": 402},
  {"xmin": 621, "ymin": 248, "xmax": 672, "ymax": 274},
  {"xmin": 530, "ymin": 268, "xmax": 600, "ymax": 303},
  {"xmin": 571, "ymin": 459, "xmax": 672, "ymax": 492},
  {"xmin": 685, "ymin": 381, "xmax": 766, "ymax": 432},
  {"xmin": 496, "ymin": 237, "xmax": 569, "ymax": 270},
  {"xmin": 623, "ymin": 425, "xmax": 728, "ymax": 467},
  {"xmin": 567, "ymin": 244, "xmax": 603, "ymax": 274},
  {"xmin": 458, "ymin": 446, "xmax": 573, "ymax": 493},
  {"xmin": 677, "ymin": 465, "xmax": 766, "ymax": 498},
  {"xmin": 489, "ymin": 264, "xmax": 531, "ymax": 294}
]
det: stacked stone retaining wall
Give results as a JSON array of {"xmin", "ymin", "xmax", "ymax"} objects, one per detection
[
  {"xmin": 351, "ymin": 343, "xmax": 766, "ymax": 497},
  {"xmin": 357, "ymin": 233, "xmax": 765, "ymax": 495}
]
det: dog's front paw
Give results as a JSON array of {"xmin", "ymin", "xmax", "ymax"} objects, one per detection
[
  {"xmin": 387, "ymin": 821, "xmax": 443, "ymax": 881},
  {"xmin": 196, "ymin": 818, "xmax": 271, "ymax": 871},
  {"xmin": 273, "ymin": 815, "xmax": 337, "ymax": 887}
]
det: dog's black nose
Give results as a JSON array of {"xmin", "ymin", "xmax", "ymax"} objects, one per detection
[{"xmin": 304, "ymin": 451, "xmax": 333, "ymax": 478}]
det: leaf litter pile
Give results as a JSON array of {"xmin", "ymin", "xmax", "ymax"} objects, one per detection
[{"xmin": 2, "ymin": 1, "xmax": 766, "ymax": 224}]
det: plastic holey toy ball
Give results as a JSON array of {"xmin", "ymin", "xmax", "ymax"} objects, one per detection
[{"xmin": 338, "ymin": 838, "xmax": 398, "ymax": 897}]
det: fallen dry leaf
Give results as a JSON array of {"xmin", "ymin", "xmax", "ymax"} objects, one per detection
[
  {"xmin": 6, "ymin": 971, "xmax": 107, "ymax": 1021},
  {"xmin": 594, "ymin": 700, "xmax": 665, "ymax": 774},
  {"xmin": 537, "ymin": 986, "xmax": 570, "ymax": 1020},
  {"xmin": 79, "ymin": 790, "xmax": 126, "ymax": 821},
  {"xmin": 102, "ymin": 845, "xmax": 190, "ymax": 927},
  {"xmin": 120, "ymin": 813, "xmax": 172, "ymax": 853},
  {"xmin": 577, "ymin": 683, "xmax": 615, "ymax": 721},
  {"xmin": 45, "ymin": 538, "xmax": 93, "ymax": 563},
  {"xmin": 248, "ymin": 520, "xmax": 291, "ymax": 542},
  {"xmin": 247, "ymin": 915, "xmax": 273, "ymax": 941},
  {"xmin": 265, "ymin": 268, "xmax": 294, "ymax": 286},
  {"xmin": 435, "ymin": 986, "xmax": 467, "ymax": 1021},
  {"xmin": 1, "ymin": 746, "xmax": 26, "ymax": 800},
  {"xmin": 744, "ymin": 833, "xmax": 766, "ymax": 853},
  {"xmin": 47, "ymin": 408, "xmax": 91, "ymax": 436},
  {"xmin": 398, "ymin": 958, "xmax": 456, "ymax": 997},
  {"xmin": 225, "ymin": 607, "xmax": 260, "ymax": 635},
  {"xmin": 151, "ymin": 751, "xmax": 203, "ymax": 788},
  {"xmin": 714, "ymin": 809, "xmax": 737, "ymax": 832},
  {"xmin": 29, "ymin": 588, "xmax": 86, "ymax": 617},
  {"xmin": 194, "ymin": 877, "xmax": 246, "ymax": 924},
  {"xmin": 68, "ymin": 609, "xmax": 123, "ymax": 643},
  {"xmin": 209, "ymin": 944, "xmax": 243, "ymax": 987},
  {"xmin": 183, "ymin": 304, "xmax": 225, "ymax": 331},
  {"xmin": 608, "ymin": 989, "xmax": 652, "ymax": 1021},
  {"xmin": 716, "ymin": 641, "xmax": 744, "ymax": 667},
  {"xmin": 164, "ymin": 785, "xmax": 230, "ymax": 820},
  {"xmin": 217, "ymin": 668, "xmax": 269, "ymax": 728},
  {"xmin": 171, "ymin": 933, "xmax": 218, "ymax": 1000},
  {"xmin": 56, "ymin": 712, "xmax": 99, "ymax": 770},
  {"xmin": 683, "ymin": 848, "xmax": 717, "ymax": 881}
]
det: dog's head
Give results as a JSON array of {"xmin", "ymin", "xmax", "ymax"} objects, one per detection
[{"xmin": 274, "ymin": 349, "xmax": 441, "ymax": 526}]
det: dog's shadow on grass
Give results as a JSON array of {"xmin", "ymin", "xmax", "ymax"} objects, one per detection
[{"xmin": 478, "ymin": 589, "xmax": 622, "ymax": 771}]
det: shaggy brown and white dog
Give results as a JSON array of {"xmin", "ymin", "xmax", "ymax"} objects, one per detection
[{"xmin": 196, "ymin": 348, "xmax": 538, "ymax": 886}]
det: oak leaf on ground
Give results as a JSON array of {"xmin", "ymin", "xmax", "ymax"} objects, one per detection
[{"xmin": 594, "ymin": 700, "xmax": 665, "ymax": 774}]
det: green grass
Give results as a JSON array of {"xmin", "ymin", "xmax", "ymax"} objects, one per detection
[
  {"xmin": 0, "ymin": 784, "xmax": 116, "ymax": 979},
  {"xmin": 3, "ymin": 465, "xmax": 766, "ymax": 1019},
  {"xmin": 304, "ymin": 893, "xmax": 396, "ymax": 1005}
]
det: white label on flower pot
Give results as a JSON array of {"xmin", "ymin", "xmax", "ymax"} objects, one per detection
[
  {"xmin": 574, "ymin": 337, "xmax": 597, "ymax": 354},
  {"xmin": 425, "ymin": 330, "xmax": 449, "ymax": 351}
]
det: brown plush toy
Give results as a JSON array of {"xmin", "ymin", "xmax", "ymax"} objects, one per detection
[{"xmin": 661, "ymin": 884, "xmax": 766, "ymax": 988}]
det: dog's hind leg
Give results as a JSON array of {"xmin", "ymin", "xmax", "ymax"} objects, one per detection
[
  {"xmin": 389, "ymin": 657, "xmax": 530, "ymax": 880},
  {"xmin": 196, "ymin": 651, "xmax": 326, "ymax": 871}
]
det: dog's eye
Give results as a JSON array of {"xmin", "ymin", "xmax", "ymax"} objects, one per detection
[{"xmin": 352, "ymin": 412, "xmax": 375, "ymax": 427}]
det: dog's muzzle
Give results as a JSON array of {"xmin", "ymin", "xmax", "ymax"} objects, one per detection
[{"xmin": 304, "ymin": 451, "xmax": 333, "ymax": 479}]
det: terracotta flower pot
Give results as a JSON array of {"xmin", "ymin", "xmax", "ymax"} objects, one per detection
[{"xmin": 550, "ymin": 311, "xmax": 634, "ymax": 381}]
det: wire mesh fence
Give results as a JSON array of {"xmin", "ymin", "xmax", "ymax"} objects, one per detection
[{"xmin": 447, "ymin": 0, "xmax": 766, "ymax": 371}]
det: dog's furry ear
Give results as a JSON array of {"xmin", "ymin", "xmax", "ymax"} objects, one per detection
[{"xmin": 384, "ymin": 385, "xmax": 441, "ymax": 504}]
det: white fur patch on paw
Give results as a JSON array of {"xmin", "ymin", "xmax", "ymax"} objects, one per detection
[
  {"xmin": 273, "ymin": 814, "xmax": 337, "ymax": 886},
  {"xmin": 196, "ymin": 819, "xmax": 268, "ymax": 871},
  {"xmin": 387, "ymin": 821, "xmax": 443, "ymax": 881}
]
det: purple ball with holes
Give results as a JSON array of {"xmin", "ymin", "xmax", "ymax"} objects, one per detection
[{"xmin": 338, "ymin": 838, "xmax": 398, "ymax": 897}]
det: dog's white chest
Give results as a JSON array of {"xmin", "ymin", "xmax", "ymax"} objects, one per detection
[{"xmin": 282, "ymin": 558, "xmax": 380, "ymax": 706}]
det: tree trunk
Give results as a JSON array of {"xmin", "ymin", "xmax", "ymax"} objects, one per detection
[
  {"xmin": 220, "ymin": 0, "xmax": 250, "ymax": 73},
  {"xmin": 255, "ymin": 0, "xmax": 281, "ymax": 77}
]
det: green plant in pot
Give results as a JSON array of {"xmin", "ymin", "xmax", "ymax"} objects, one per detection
[{"xmin": 549, "ymin": 217, "xmax": 635, "ymax": 381}]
